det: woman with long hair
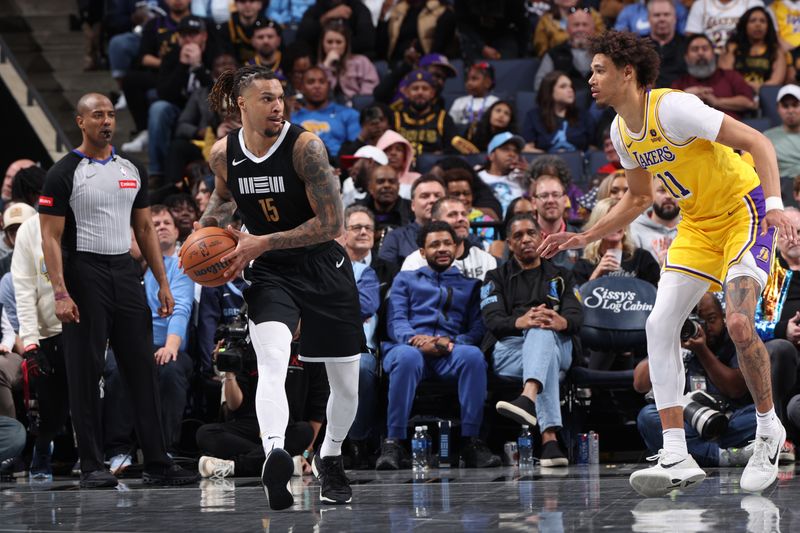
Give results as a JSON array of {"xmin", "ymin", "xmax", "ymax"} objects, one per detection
[
  {"xmin": 318, "ymin": 21, "xmax": 379, "ymax": 100},
  {"xmin": 720, "ymin": 7, "xmax": 786, "ymax": 92},
  {"xmin": 467, "ymin": 100, "xmax": 518, "ymax": 152},
  {"xmin": 522, "ymin": 71, "xmax": 595, "ymax": 153}
]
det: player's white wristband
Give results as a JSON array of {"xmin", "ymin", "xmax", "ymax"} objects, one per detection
[{"xmin": 765, "ymin": 196, "xmax": 784, "ymax": 212}]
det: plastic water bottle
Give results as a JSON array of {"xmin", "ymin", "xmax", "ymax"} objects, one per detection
[
  {"xmin": 422, "ymin": 425, "xmax": 433, "ymax": 468},
  {"xmin": 412, "ymin": 426, "xmax": 428, "ymax": 471},
  {"xmin": 518, "ymin": 425, "xmax": 534, "ymax": 468}
]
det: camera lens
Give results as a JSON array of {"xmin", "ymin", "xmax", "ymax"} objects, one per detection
[{"xmin": 680, "ymin": 319, "xmax": 699, "ymax": 341}]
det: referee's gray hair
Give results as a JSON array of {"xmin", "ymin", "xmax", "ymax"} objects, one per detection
[{"xmin": 344, "ymin": 205, "xmax": 374, "ymax": 225}]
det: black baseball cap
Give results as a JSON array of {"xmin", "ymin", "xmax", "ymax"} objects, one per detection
[
  {"xmin": 253, "ymin": 16, "xmax": 282, "ymax": 37},
  {"xmin": 177, "ymin": 15, "xmax": 206, "ymax": 34}
]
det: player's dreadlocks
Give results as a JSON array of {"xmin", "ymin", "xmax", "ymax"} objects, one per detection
[{"xmin": 208, "ymin": 64, "xmax": 278, "ymax": 116}]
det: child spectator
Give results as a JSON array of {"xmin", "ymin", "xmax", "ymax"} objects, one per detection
[
  {"xmin": 467, "ymin": 100, "xmax": 518, "ymax": 152},
  {"xmin": 448, "ymin": 62, "xmax": 499, "ymax": 127}
]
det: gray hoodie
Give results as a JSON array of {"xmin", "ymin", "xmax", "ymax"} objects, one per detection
[{"xmin": 630, "ymin": 210, "xmax": 679, "ymax": 264}]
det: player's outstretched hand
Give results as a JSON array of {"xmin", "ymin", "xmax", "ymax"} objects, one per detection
[
  {"xmin": 764, "ymin": 209, "xmax": 797, "ymax": 245},
  {"xmin": 220, "ymin": 225, "xmax": 263, "ymax": 279},
  {"xmin": 537, "ymin": 231, "xmax": 587, "ymax": 259}
]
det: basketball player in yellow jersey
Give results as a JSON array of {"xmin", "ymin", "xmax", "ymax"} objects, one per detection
[{"xmin": 540, "ymin": 31, "xmax": 798, "ymax": 497}]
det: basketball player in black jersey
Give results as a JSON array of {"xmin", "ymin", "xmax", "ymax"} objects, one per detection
[{"xmin": 200, "ymin": 65, "xmax": 362, "ymax": 510}]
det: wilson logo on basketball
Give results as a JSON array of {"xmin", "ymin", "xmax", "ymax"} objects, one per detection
[
  {"xmin": 118, "ymin": 180, "xmax": 138, "ymax": 189},
  {"xmin": 193, "ymin": 259, "xmax": 231, "ymax": 276}
]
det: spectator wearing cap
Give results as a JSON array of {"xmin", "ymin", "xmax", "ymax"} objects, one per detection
[
  {"xmin": 246, "ymin": 17, "xmax": 283, "ymax": 73},
  {"xmin": 392, "ymin": 69, "xmax": 457, "ymax": 155},
  {"xmin": 356, "ymin": 165, "xmax": 414, "ymax": 243},
  {"xmin": 374, "ymin": 52, "xmax": 457, "ymax": 110},
  {"xmin": 340, "ymin": 103, "xmax": 392, "ymax": 157},
  {"xmin": 268, "ymin": 0, "xmax": 316, "ymax": 27},
  {"xmin": 297, "ymin": 0, "xmax": 377, "ymax": 59},
  {"xmin": 454, "ymin": 0, "xmax": 528, "ymax": 60},
  {"xmin": 318, "ymin": 21, "xmax": 379, "ymax": 101},
  {"xmin": 449, "ymin": 62, "xmax": 499, "ymax": 127},
  {"xmin": 215, "ymin": 0, "xmax": 264, "ymax": 65},
  {"xmin": 147, "ymin": 15, "xmax": 215, "ymax": 186},
  {"xmin": 534, "ymin": 7, "xmax": 597, "ymax": 93},
  {"xmin": 478, "ymin": 132, "xmax": 527, "ymax": 214},
  {"xmin": 376, "ymin": 0, "xmax": 455, "ymax": 63},
  {"xmin": 0, "ymin": 203, "xmax": 37, "ymax": 277},
  {"xmin": 764, "ymin": 85, "xmax": 800, "ymax": 179},
  {"xmin": 645, "ymin": 0, "xmax": 688, "ymax": 89},
  {"xmin": 341, "ymin": 146, "xmax": 390, "ymax": 207},
  {"xmin": 532, "ymin": 0, "xmax": 605, "ymax": 57},
  {"xmin": 292, "ymin": 66, "xmax": 361, "ymax": 158}
]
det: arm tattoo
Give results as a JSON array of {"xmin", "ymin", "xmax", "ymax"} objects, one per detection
[
  {"xmin": 199, "ymin": 143, "xmax": 237, "ymax": 227},
  {"xmin": 264, "ymin": 135, "xmax": 343, "ymax": 250}
]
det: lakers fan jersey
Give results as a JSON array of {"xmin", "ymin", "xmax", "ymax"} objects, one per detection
[
  {"xmin": 226, "ymin": 122, "xmax": 315, "ymax": 237},
  {"xmin": 614, "ymin": 88, "xmax": 760, "ymax": 224}
]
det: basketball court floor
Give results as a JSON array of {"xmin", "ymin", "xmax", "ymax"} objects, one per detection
[{"xmin": 0, "ymin": 464, "xmax": 794, "ymax": 531}]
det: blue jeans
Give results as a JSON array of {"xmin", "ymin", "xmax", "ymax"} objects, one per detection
[
  {"xmin": 349, "ymin": 352, "xmax": 379, "ymax": 440},
  {"xmin": 0, "ymin": 415, "xmax": 25, "ymax": 461},
  {"xmin": 492, "ymin": 329, "xmax": 573, "ymax": 431},
  {"xmin": 108, "ymin": 32, "xmax": 141, "ymax": 79},
  {"xmin": 147, "ymin": 100, "xmax": 181, "ymax": 175},
  {"xmin": 383, "ymin": 344, "xmax": 487, "ymax": 439},
  {"xmin": 637, "ymin": 403, "xmax": 757, "ymax": 467}
]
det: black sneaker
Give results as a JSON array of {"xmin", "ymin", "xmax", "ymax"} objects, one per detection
[
  {"xmin": 261, "ymin": 448, "xmax": 294, "ymax": 511},
  {"xmin": 312, "ymin": 454, "xmax": 352, "ymax": 504},
  {"xmin": 0, "ymin": 456, "xmax": 27, "ymax": 481},
  {"xmin": 540, "ymin": 440, "xmax": 568, "ymax": 467},
  {"xmin": 376, "ymin": 439, "xmax": 411, "ymax": 470},
  {"xmin": 79, "ymin": 469, "xmax": 119, "ymax": 488},
  {"xmin": 496, "ymin": 395, "xmax": 538, "ymax": 426},
  {"xmin": 143, "ymin": 464, "xmax": 200, "ymax": 486},
  {"xmin": 461, "ymin": 437, "xmax": 502, "ymax": 468}
]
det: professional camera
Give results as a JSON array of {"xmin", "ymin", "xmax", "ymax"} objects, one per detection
[
  {"xmin": 680, "ymin": 313, "xmax": 706, "ymax": 341},
  {"xmin": 214, "ymin": 308, "xmax": 256, "ymax": 373},
  {"xmin": 682, "ymin": 389, "xmax": 728, "ymax": 440}
]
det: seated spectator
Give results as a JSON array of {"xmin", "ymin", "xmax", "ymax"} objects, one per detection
[
  {"xmin": 0, "ymin": 416, "xmax": 25, "ymax": 464},
  {"xmin": 770, "ymin": 0, "xmax": 800, "ymax": 52},
  {"xmin": 293, "ymin": 66, "xmax": 361, "ymax": 158},
  {"xmin": 148, "ymin": 16, "xmax": 215, "ymax": 184},
  {"xmin": 374, "ymin": 52, "xmax": 456, "ymax": 110},
  {"xmin": 10, "ymin": 165, "xmax": 44, "ymax": 209},
  {"xmin": 377, "ymin": 221, "xmax": 500, "ymax": 469},
  {"xmin": 634, "ymin": 292, "xmax": 757, "ymax": 468},
  {"xmin": 392, "ymin": 70, "xmax": 457, "ymax": 155},
  {"xmin": 284, "ymin": 42, "xmax": 315, "ymax": 95},
  {"xmin": 449, "ymin": 62, "xmax": 499, "ymax": 127},
  {"xmin": 483, "ymin": 213, "xmax": 582, "ymax": 467},
  {"xmin": 318, "ymin": 21, "xmax": 379, "ymax": 101},
  {"xmin": 343, "ymin": 205, "xmax": 400, "ymax": 296},
  {"xmin": 615, "ymin": 0, "xmax": 687, "ymax": 37},
  {"xmin": 376, "ymin": 0, "xmax": 454, "ymax": 63},
  {"xmin": 532, "ymin": 173, "xmax": 583, "ymax": 270},
  {"xmin": 528, "ymin": 154, "xmax": 585, "ymax": 223},
  {"xmin": 596, "ymin": 170, "xmax": 629, "ymax": 202},
  {"xmin": 594, "ymin": 128, "xmax": 623, "ymax": 176},
  {"xmin": 376, "ymin": 129, "xmax": 421, "ymax": 199},
  {"xmin": 379, "ymin": 175, "xmax": 446, "ymax": 266},
  {"xmin": 196, "ymin": 348, "xmax": 328, "ymax": 478},
  {"xmin": 488, "ymin": 196, "xmax": 535, "ymax": 259},
  {"xmin": 215, "ymin": 0, "xmax": 264, "ymax": 64},
  {"xmin": 339, "ymin": 103, "xmax": 391, "ymax": 157},
  {"xmin": 268, "ymin": 0, "xmax": 316, "ymax": 27},
  {"xmin": 454, "ymin": 0, "xmax": 527, "ymax": 60},
  {"xmin": 355, "ymin": 165, "xmax": 414, "ymax": 240},
  {"xmin": 401, "ymin": 197, "xmax": 497, "ymax": 280},
  {"xmin": 430, "ymin": 156, "xmax": 503, "ymax": 218},
  {"xmin": 192, "ymin": 175, "xmax": 214, "ymax": 217},
  {"xmin": 0, "ymin": 203, "xmax": 36, "ymax": 277},
  {"xmin": 297, "ymin": 0, "xmax": 377, "ymax": 59},
  {"xmin": 764, "ymin": 85, "xmax": 800, "ymax": 179},
  {"xmin": 342, "ymin": 145, "xmax": 389, "ymax": 207},
  {"xmin": 478, "ymin": 132, "xmax": 527, "ymax": 214},
  {"xmin": 523, "ymin": 71, "xmax": 595, "ymax": 154},
  {"xmin": 532, "ymin": 0, "xmax": 605, "ymax": 57},
  {"xmin": 165, "ymin": 193, "xmax": 200, "ymax": 243},
  {"xmin": 247, "ymin": 17, "xmax": 283, "ymax": 73},
  {"xmin": 630, "ymin": 176, "xmax": 680, "ymax": 266},
  {"xmin": 2, "ymin": 159, "xmax": 35, "ymax": 211},
  {"xmin": 672, "ymin": 34, "xmax": 757, "ymax": 120},
  {"xmin": 719, "ymin": 7, "xmax": 786, "ymax": 93},
  {"xmin": 573, "ymin": 198, "xmax": 660, "ymax": 286},
  {"xmin": 444, "ymin": 168, "xmax": 498, "ymax": 240},
  {"xmin": 685, "ymin": 0, "xmax": 764, "ymax": 54},
  {"xmin": 467, "ymin": 100, "xmax": 518, "ymax": 153},
  {"xmin": 534, "ymin": 8, "xmax": 597, "ymax": 93},
  {"xmin": 646, "ymin": 0, "xmax": 688, "ymax": 89}
]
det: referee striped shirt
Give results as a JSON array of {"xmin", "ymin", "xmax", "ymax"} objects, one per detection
[{"xmin": 39, "ymin": 148, "xmax": 148, "ymax": 255}]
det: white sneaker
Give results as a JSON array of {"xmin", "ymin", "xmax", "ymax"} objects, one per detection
[
  {"xmin": 741, "ymin": 423, "xmax": 786, "ymax": 493},
  {"xmin": 109, "ymin": 453, "xmax": 132, "ymax": 475},
  {"xmin": 629, "ymin": 450, "xmax": 706, "ymax": 497},
  {"xmin": 121, "ymin": 130, "xmax": 148, "ymax": 152},
  {"xmin": 741, "ymin": 495, "xmax": 780, "ymax": 532},
  {"xmin": 198, "ymin": 455, "xmax": 235, "ymax": 479}
]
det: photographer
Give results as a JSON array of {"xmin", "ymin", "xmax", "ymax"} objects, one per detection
[{"xmin": 634, "ymin": 292, "xmax": 756, "ymax": 467}]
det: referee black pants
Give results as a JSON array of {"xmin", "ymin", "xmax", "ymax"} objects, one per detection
[{"xmin": 62, "ymin": 252, "xmax": 170, "ymax": 473}]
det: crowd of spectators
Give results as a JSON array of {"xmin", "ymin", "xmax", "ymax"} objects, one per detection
[{"xmin": 6, "ymin": 0, "xmax": 800, "ymax": 478}]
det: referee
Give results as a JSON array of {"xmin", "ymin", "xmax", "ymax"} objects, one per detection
[{"xmin": 39, "ymin": 93, "xmax": 199, "ymax": 488}]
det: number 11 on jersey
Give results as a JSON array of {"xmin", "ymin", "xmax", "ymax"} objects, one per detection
[
  {"xmin": 259, "ymin": 198, "xmax": 280, "ymax": 222},
  {"xmin": 655, "ymin": 171, "xmax": 691, "ymax": 199}
]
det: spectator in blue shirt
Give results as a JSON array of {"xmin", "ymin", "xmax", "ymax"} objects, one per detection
[
  {"xmin": 267, "ymin": 0, "xmax": 316, "ymax": 26},
  {"xmin": 614, "ymin": 0, "xmax": 687, "ymax": 37},
  {"xmin": 292, "ymin": 66, "xmax": 360, "ymax": 158}
]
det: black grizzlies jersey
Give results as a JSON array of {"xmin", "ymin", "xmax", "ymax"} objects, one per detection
[{"xmin": 226, "ymin": 122, "xmax": 316, "ymax": 240}]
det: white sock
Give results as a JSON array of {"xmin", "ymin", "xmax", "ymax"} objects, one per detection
[
  {"xmin": 319, "ymin": 358, "xmax": 360, "ymax": 458},
  {"xmin": 756, "ymin": 406, "xmax": 781, "ymax": 437},
  {"xmin": 662, "ymin": 428, "xmax": 688, "ymax": 458},
  {"xmin": 249, "ymin": 320, "xmax": 292, "ymax": 456}
]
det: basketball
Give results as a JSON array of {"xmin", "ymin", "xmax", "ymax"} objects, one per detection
[{"xmin": 179, "ymin": 227, "xmax": 238, "ymax": 287}]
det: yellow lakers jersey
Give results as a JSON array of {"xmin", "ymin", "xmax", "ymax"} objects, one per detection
[{"xmin": 617, "ymin": 88, "xmax": 760, "ymax": 224}]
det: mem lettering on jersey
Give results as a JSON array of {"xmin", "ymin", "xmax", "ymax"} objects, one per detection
[
  {"xmin": 237, "ymin": 175, "xmax": 286, "ymax": 195},
  {"xmin": 631, "ymin": 146, "xmax": 676, "ymax": 168}
]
